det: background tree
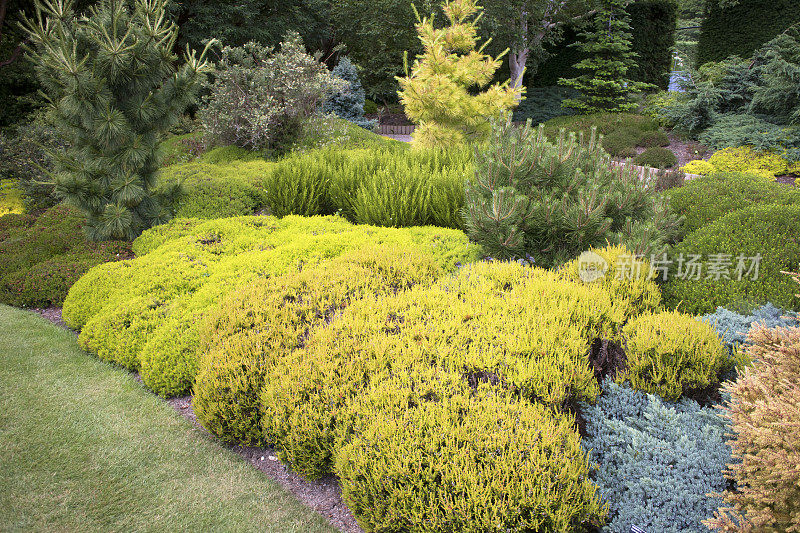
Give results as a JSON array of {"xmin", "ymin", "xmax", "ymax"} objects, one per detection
[
  {"xmin": 22, "ymin": 0, "xmax": 214, "ymax": 240},
  {"xmin": 480, "ymin": 0, "xmax": 593, "ymax": 93},
  {"xmin": 558, "ymin": 0, "xmax": 651, "ymax": 113},
  {"xmin": 323, "ymin": 56, "xmax": 377, "ymax": 129},
  {"xmin": 397, "ymin": 0, "xmax": 520, "ymax": 147},
  {"xmin": 330, "ymin": 0, "xmax": 439, "ymax": 103},
  {"xmin": 169, "ymin": 0, "xmax": 334, "ymax": 54}
]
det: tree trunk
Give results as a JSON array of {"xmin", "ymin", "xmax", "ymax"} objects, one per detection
[{"xmin": 509, "ymin": 47, "xmax": 528, "ymax": 100}]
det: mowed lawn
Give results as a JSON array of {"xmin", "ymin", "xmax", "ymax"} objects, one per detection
[{"xmin": 0, "ymin": 304, "xmax": 335, "ymax": 533}]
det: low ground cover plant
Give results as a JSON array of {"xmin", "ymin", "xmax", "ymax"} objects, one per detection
[
  {"xmin": 681, "ymin": 146, "xmax": 800, "ymax": 180},
  {"xmin": 63, "ymin": 215, "xmax": 478, "ymax": 397},
  {"xmin": 582, "ymin": 381, "xmax": 732, "ymax": 533},
  {"xmin": 539, "ymin": 113, "xmax": 666, "ymax": 158},
  {"xmin": 0, "ymin": 205, "xmax": 129, "ymax": 307},
  {"xmin": 701, "ymin": 303, "xmax": 798, "ymax": 351}
]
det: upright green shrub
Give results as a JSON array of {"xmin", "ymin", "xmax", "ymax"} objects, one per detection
[
  {"xmin": 323, "ymin": 57, "xmax": 376, "ymax": 130},
  {"xmin": 22, "ymin": 0, "xmax": 214, "ymax": 240},
  {"xmin": 397, "ymin": 0, "xmax": 519, "ymax": 147},
  {"xmin": 464, "ymin": 118, "xmax": 672, "ymax": 267},
  {"xmin": 559, "ymin": 0, "xmax": 651, "ymax": 113}
]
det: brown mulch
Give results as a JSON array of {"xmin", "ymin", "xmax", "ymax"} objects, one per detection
[{"xmin": 33, "ymin": 306, "xmax": 363, "ymax": 533}]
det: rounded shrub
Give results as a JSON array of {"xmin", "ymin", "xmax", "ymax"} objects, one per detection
[
  {"xmin": 601, "ymin": 129, "xmax": 640, "ymax": 158},
  {"xmin": 636, "ymin": 129, "xmax": 670, "ymax": 147},
  {"xmin": 621, "ymin": 310, "xmax": 733, "ymax": 400},
  {"xmin": 335, "ymin": 367, "xmax": 607, "ymax": 532},
  {"xmin": 684, "ymin": 146, "xmax": 800, "ymax": 180},
  {"xmin": 681, "ymin": 159, "xmax": 715, "ymax": 175},
  {"xmin": 667, "ymin": 172, "xmax": 800, "ymax": 238},
  {"xmin": 558, "ymin": 244, "xmax": 662, "ymax": 316},
  {"xmin": 663, "ymin": 204, "xmax": 800, "ymax": 313},
  {"xmin": 633, "ymin": 147, "xmax": 678, "ymax": 168},
  {"xmin": 192, "ymin": 245, "xmax": 442, "ymax": 445},
  {"xmin": 261, "ymin": 261, "xmax": 631, "ymax": 478}
]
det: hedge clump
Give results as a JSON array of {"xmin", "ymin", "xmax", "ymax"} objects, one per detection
[
  {"xmin": 193, "ymin": 245, "xmax": 443, "ymax": 444},
  {"xmin": 667, "ymin": 172, "xmax": 800, "ymax": 238},
  {"xmin": 633, "ymin": 147, "xmax": 678, "ymax": 169},
  {"xmin": 582, "ymin": 381, "xmax": 731, "ymax": 533},
  {"xmin": 707, "ymin": 326, "xmax": 800, "ymax": 531},
  {"xmin": 681, "ymin": 146, "xmax": 800, "ymax": 180},
  {"xmin": 663, "ymin": 204, "xmax": 800, "ymax": 313},
  {"xmin": 621, "ymin": 310, "xmax": 732, "ymax": 401},
  {"xmin": 337, "ymin": 367, "xmax": 607, "ymax": 532},
  {"xmin": 158, "ymin": 160, "xmax": 272, "ymax": 219},
  {"xmin": 63, "ymin": 215, "xmax": 479, "ymax": 397},
  {"xmin": 261, "ymin": 256, "xmax": 643, "ymax": 479},
  {"xmin": 0, "ymin": 205, "xmax": 129, "ymax": 307}
]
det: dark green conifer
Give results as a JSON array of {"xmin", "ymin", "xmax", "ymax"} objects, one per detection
[{"xmin": 21, "ymin": 0, "xmax": 214, "ymax": 240}]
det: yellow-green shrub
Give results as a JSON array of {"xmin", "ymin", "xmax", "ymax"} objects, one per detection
[
  {"xmin": 681, "ymin": 146, "xmax": 800, "ymax": 179},
  {"xmin": 63, "ymin": 215, "xmax": 478, "ymax": 398},
  {"xmin": 192, "ymin": 245, "xmax": 443, "ymax": 445},
  {"xmin": 335, "ymin": 367, "xmax": 607, "ymax": 532},
  {"xmin": 559, "ymin": 245, "xmax": 661, "ymax": 316},
  {"xmin": 621, "ymin": 310, "xmax": 730, "ymax": 400},
  {"xmin": 261, "ymin": 261, "xmax": 631, "ymax": 478},
  {"xmin": 707, "ymin": 326, "xmax": 800, "ymax": 532}
]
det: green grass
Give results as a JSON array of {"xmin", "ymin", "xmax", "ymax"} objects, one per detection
[{"xmin": 0, "ymin": 305, "xmax": 335, "ymax": 533}]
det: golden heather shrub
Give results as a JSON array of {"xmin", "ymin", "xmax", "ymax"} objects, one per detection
[
  {"xmin": 559, "ymin": 244, "xmax": 661, "ymax": 316},
  {"xmin": 335, "ymin": 366, "xmax": 607, "ymax": 532},
  {"xmin": 621, "ymin": 310, "xmax": 731, "ymax": 401},
  {"xmin": 192, "ymin": 245, "xmax": 442, "ymax": 445},
  {"xmin": 261, "ymin": 261, "xmax": 631, "ymax": 478},
  {"xmin": 706, "ymin": 326, "xmax": 800, "ymax": 532}
]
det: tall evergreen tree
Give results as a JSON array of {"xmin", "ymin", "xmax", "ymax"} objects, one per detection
[
  {"xmin": 21, "ymin": 0, "xmax": 214, "ymax": 240},
  {"xmin": 397, "ymin": 0, "xmax": 521, "ymax": 148},
  {"xmin": 558, "ymin": 0, "xmax": 651, "ymax": 114}
]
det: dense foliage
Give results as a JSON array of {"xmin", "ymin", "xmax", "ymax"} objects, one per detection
[
  {"xmin": 464, "ymin": 118, "xmax": 675, "ymax": 267},
  {"xmin": 559, "ymin": 0, "xmax": 651, "ymax": 114},
  {"xmin": 697, "ymin": 0, "xmax": 800, "ymax": 66},
  {"xmin": 199, "ymin": 35, "xmax": 342, "ymax": 152},
  {"xmin": 682, "ymin": 147, "xmax": 800, "ymax": 180},
  {"xmin": 663, "ymin": 204, "xmax": 800, "ymax": 313},
  {"xmin": 626, "ymin": 0, "xmax": 677, "ymax": 89},
  {"xmin": 582, "ymin": 381, "xmax": 732, "ymax": 533},
  {"xmin": 397, "ymin": 0, "xmax": 520, "ymax": 147},
  {"xmin": 701, "ymin": 303, "xmax": 798, "ymax": 350},
  {"xmin": 666, "ymin": 171, "xmax": 800, "ymax": 238},
  {"xmin": 0, "ymin": 113, "xmax": 63, "ymax": 212},
  {"xmin": 0, "ymin": 205, "xmax": 129, "ymax": 307},
  {"xmin": 323, "ymin": 57, "xmax": 376, "ymax": 130},
  {"xmin": 707, "ymin": 326, "xmax": 800, "ymax": 531},
  {"xmin": 22, "ymin": 0, "xmax": 213, "ymax": 241},
  {"xmin": 633, "ymin": 147, "xmax": 678, "ymax": 169}
]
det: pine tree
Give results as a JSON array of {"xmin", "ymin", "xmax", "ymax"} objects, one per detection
[
  {"xmin": 463, "ymin": 117, "xmax": 673, "ymax": 266},
  {"xmin": 558, "ymin": 0, "xmax": 651, "ymax": 114},
  {"xmin": 397, "ymin": 0, "xmax": 521, "ymax": 148},
  {"xmin": 323, "ymin": 56, "xmax": 377, "ymax": 130},
  {"xmin": 21, "ymin": 0, "xmax": 214, "ymax": 241}
]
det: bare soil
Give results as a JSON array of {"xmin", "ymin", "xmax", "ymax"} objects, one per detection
[{"xmin": 33, "ymin": 307, "xmax": 363, "ymax": 533}]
